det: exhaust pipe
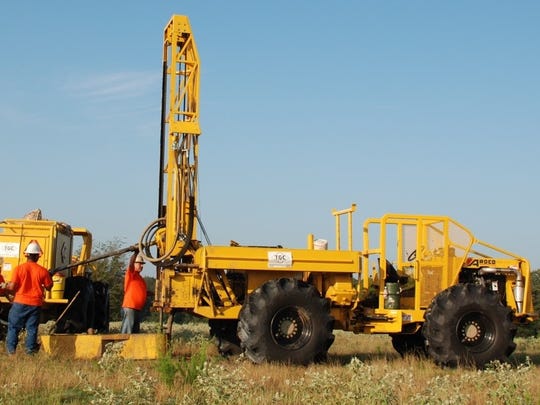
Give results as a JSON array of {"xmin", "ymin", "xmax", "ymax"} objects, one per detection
[{"xmin": 478, "ymin": 266, "xmax": 524, "ymax": 313}]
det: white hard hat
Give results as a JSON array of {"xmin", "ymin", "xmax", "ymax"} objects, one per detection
[
  {"xmin": 24, "ymin": 241, "xmax": 42, "ymax": 255},
  {"xmin": 135, "ymin": 254, "xmax": 145, "ymax": 264}
]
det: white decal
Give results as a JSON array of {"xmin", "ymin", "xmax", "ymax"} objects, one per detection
[
  {"xmin": 0, "ymin": 242, "xmax": 20, "ymax": 258},
  {"xmin": 268, "ymin": 251, "xmax": 292, "ymax": 268}
]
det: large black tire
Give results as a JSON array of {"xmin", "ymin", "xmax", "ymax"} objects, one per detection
[
  {"xmin": 391, "ymin": 328, "xmax": 427, "ymax": 357},
  {"xmin": 423, "ymin": 283, "xmax": 516, "ymax": 368},
  {"xmin": 209, "ymin": 319, "xmax": 242, "ymax": 356},
  {"xmin": 92, "ymin": 281, "xmax": 110, "ymax": 333},
  {"xmin": 55, "ymin": 276, "xmax": 95, "ymax": 333},
  {"xmin": 238, "ymin": 278, "xmax": 334, "ymax": 365}
]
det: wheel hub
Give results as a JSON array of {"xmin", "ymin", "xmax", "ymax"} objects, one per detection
[
  {"xmin": 462, "ymin": 321, "xmax": 481, "ymax": 342},
  {"xmin": 457, "ymin": 312, "xmax": 495, "ymax": 352},
  {"xmin": 270, "ymin": 306, "xmax": 312, "ymax": 350},
  {"xmin": 277, "ymin": 317, "xmax": 298, "ymax": 339}
]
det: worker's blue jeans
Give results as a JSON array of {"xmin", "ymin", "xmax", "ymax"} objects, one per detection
[
  {"xmin": 6, "ymin": 303, "xmax": 41, "ymax": 354},
  {"xmin": 120, "ymin": 307, "xmax": 141, "ymax": 334}
]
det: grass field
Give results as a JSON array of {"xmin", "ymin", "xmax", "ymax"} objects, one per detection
[{"xmin": 0, "ymin": 321, "xmax": 539, "ymax": 404}]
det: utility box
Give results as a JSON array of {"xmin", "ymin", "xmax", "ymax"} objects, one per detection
[
  {"xmin": 0, "ymin": 218, "xmax": 93, "ymax": 283},
  {"xmin": 0, "ymin": 219, "xmax": 73, "ymax": 282}
]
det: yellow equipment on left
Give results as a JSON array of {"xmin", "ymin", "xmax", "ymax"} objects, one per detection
[{"xmin": 0, "ymin": 214, "xmax": 165, "ymax": 359}]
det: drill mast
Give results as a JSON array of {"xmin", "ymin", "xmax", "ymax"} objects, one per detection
[{"xmin": 158, "ymin": 15, "xmax": 201, "ymax": 261}]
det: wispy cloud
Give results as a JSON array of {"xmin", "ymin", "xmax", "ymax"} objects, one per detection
[{"xmin": 64, "ymin": 71, "xmax": 160, "ymax": 101}]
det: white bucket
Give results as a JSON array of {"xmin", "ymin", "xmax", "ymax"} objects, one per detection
[{"xmin": 313, "ymin": 239, "xmax": 328, "ymax": 250}]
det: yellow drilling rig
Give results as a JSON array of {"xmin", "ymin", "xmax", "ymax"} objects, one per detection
[{"xmin": 137, "ymin": 15, "xmax": 535, "ymax": 367}]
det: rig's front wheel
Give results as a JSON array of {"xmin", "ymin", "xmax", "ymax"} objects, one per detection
[{"xmin": 423, "ymin": 283, "xmax": 516, "ymax": 368}]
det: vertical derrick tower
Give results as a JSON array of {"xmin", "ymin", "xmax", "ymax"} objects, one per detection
[{"xmin": 157, "ymin": 15, "xmax": 201, "ymax": 262}]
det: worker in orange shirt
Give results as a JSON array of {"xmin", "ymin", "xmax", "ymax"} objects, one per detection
[
  {"xmin": 120, "ymin": 252, "xmax": 147, "ymax": 333},
  {"xmin": 6, "ymin": 241, "xmax": 53, "ymax": 354}
]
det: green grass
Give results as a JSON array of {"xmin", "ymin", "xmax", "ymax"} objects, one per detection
[{"xmin": 0, "ymin": 322, "xmax": 538, "ymax": 404}]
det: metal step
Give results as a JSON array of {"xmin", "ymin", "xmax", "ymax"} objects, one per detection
[{"xmin": 40, "ymin": 333, "xmax": 166, "ymax": 359}]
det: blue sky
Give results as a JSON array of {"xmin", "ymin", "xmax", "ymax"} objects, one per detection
[{"xmin": 1, "ymin": 1, "xmax": 539, "ymax": 274}]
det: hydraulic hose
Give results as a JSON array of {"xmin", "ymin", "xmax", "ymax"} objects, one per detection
[{"xmin": 138, "ymin": 196, "xmax": 196, "ymax": 266}]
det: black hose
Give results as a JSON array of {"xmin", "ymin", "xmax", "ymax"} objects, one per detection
[
  {"xmin": 158, "ymin": 61, "xmax": 168, "ymax": 219},
  {"xmin": 138, "ymin": 196, "xmax": 196, "ymax": 267},
  {"xmin": 160, "ymin": 195, "xmax": 196, "ymax": 267}
]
